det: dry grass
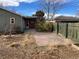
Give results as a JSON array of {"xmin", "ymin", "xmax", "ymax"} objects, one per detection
[{"xmin": 0, "ymin": 33, "xmax": 78, "ymax": 59}]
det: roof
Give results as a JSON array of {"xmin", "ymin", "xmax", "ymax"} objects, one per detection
[
  {"xmin": 23, "ymin": 16, "xmax": 37, "ymax": 19},
  {"xmin": 0, "ymin": 8, "xmax": 38, "ymax": 19},
  {"xmin": 0, "ymin": 8, "xmax": 23, "ymax": 17},
  {"xmin": 55, "ymin": 16, "xmax": 79, "ymax": 22}
]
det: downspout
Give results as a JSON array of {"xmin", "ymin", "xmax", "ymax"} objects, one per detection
[{"xmin": 21, "ymin": 16, "xmax": 24, "ymax": 32}]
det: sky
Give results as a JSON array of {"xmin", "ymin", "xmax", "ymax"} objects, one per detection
[{"xmin": 0, "ymin": 0, "xmax": 79, "ymax": 16}]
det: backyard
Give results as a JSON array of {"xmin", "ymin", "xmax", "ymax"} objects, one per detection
[
  {"xmin": 0, "ymin": 31, "xmax": 79, "ymax": 59},
  {"xmin": 0, "ymin": 0, "xmax": 79, "ymax": 59}
]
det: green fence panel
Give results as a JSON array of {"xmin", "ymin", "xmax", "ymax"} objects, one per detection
[{"xmin": 54, "ymin": 22, "xmax": 79, "ymax": 44}]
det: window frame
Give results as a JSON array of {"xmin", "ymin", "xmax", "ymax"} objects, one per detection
[{"xmin": 10, "ymin": 17, "xmax": 15, "ymax": 24}]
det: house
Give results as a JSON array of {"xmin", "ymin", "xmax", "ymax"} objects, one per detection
[
  {"xmin": 55, "ymin": 16, "xmax": 79, "ymax": 22},
  {"xmin": 55, "ymin": 16, "xmax": 79, "ymax": 44},
  {"xmin": 0, "ymin": 8, "xmax": 37, "ymax": 34},
  {"xmin": 23, "ymin": 16, "xmax": 37, "ymax": 29}
]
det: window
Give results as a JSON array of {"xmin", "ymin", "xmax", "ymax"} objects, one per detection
[{"xmin": 10, "ymin": 17, "xmax": 15, "ymax": 24}]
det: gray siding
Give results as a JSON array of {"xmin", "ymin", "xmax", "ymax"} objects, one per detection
[{"xmin": 0, "ymin": 9, "xmax": 25, "ymax": 33}]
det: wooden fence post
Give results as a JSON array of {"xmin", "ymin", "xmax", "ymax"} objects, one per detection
[
  {"xmin": 66, "ymin": 23, "xmax": 68, "ymax": 38},
  {"xmin": 57, "ymin": 23, "xmax": 59, "ymax": 34},
  {"xmin": 76, "ymin": 29, "xmax": 78, "ymax": 39}
]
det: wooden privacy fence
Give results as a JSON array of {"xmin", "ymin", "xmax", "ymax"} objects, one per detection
[{"xmin": 54, "ymin": 22, "xmax": 79, "ymax": 44}]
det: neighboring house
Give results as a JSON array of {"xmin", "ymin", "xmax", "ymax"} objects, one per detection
[
  {"xmin": 55, "ymin": 16, "xmax": 79, "ymax": 44},
  {"xmin": 55, "ymin": 16, "xmax": 79, "ymax": 22},
  {"xmin": 0, "ymin": 8, "xmax": 37, "ymax": 34}
]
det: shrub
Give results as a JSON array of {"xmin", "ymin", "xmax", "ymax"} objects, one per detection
[{"xmin": 35, "ymin": 21, "xmax": 54, "ymax": 32}]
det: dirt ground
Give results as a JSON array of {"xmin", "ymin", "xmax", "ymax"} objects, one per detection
[{"xmin": 0, "ymin": 32, "xmax": 79, "ymax": 59}]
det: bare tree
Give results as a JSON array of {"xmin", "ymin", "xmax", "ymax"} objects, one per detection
[
  {"xmin": 75, "ymin": 1, "xmax": 79, "ymax": 17},
  {"xmin": 39, "ymin": 0, "xmax": 66, "ymax": 20}
]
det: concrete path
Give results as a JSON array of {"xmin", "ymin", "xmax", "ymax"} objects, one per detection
[{"xmin": 26, "ymin": 30, "xmax": 72, "ymax": 46}]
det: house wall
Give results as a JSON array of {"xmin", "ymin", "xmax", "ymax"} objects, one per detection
[{"xmin": 0, "ymin": 9, "xmax": 25, "ymax": 33}]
